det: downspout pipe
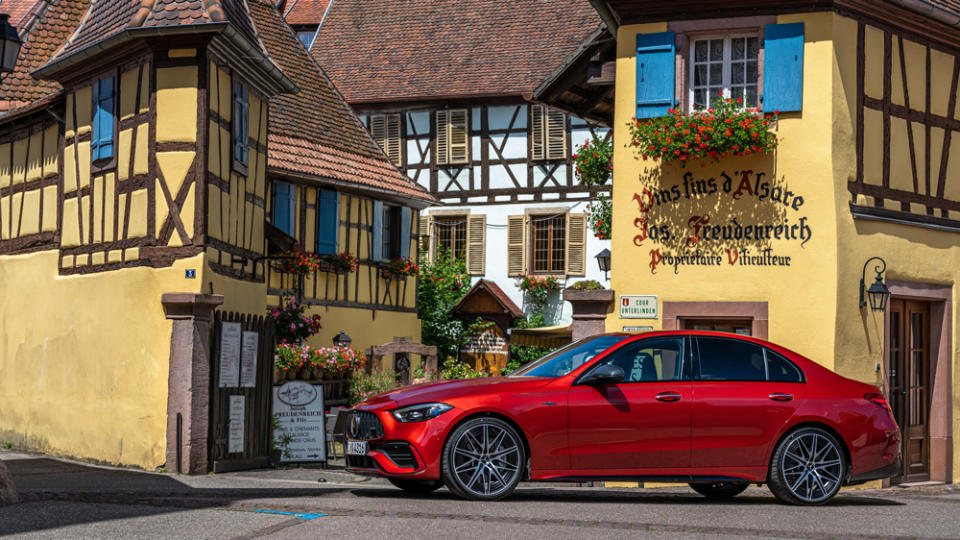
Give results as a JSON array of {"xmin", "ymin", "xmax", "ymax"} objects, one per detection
[{"xmin": 886, "ymin": 0, "xmax": 960, "ymax": 27}]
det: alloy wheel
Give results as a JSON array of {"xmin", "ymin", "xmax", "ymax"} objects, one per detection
[
  {"xmin": 779, "ymin": 430, "xmax": 844, "ymax": 504},
  {"xmin": 449, "ymin": 421, "xmax": 523, "ymax": 498}
]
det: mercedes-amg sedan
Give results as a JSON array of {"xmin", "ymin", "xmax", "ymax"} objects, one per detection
[{"xmin": 345, "ymin": 331, "xmax": 901, "ymax": 504}]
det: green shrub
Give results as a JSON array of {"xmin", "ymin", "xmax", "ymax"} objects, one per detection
[
  {"xmin": 567, "ymin": 279, "xmax": 604, "ymax": 290},
  {"xmin": 350, "ymin": 368, "xmax": 400, "ymax": 405},
  {"xmin": 417, "ymin": 247, "xmax": 471, "ymax": 362},
  {"xmin": 438, "ymin": 358, "xmax": 489, "ymax": 380}
]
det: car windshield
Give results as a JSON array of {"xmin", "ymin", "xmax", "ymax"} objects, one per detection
[{"xmin": 508, "ymin": 335, "xmax": 628, "ymax": 378}]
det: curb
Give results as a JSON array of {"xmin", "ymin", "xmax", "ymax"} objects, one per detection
[{"xmin": 0, "ymin": 459, "xmax": 19, "ymax": 505}]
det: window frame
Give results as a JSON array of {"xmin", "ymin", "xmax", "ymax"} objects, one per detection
[
  {"xmin": 433, "ymin": 214, "xmax": 468, "ymax": 261},
  {"xmin": 530, "ymin": 213, "xmax": 567, "ymax": 275},
  {"xmin": 687, "ymin": 33, "xmax": 760, "ymax": 112},
  {"xmin": 232, "ymin": 79, "xmax": 250, "ymax": 176},
  {"xmin": 692, "ymin": 336, "xmax": 806, "ymax": 382},
  {"xmin": 91, "ymin": 75, "xmax": 117, "ymax": 169},
  {"xmin": 584, "ymin": 336, "xmax": 692, "ymax": 383}
]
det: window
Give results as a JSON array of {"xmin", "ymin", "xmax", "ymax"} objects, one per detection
[
  {"xmin": 530, "ymin": 104, "xmax": 567, "ymax": 160},
  {"xmin": 421, "ymin": 213, "xmax": 486, "ymax": 274},
  {"xmin": 316, "ymin": 189, "xmax": 338, "ymax": 255},
  {"xmin": 370, "ymin": 114, "xmax": 403, "ymax": 166},
  {"xmin": 293, "ymin": 25, "xmax": 319, "ymax": 49},
  {"xmin": 689, "ymin": 36, "xmax": 759, "ymax": 110},
  {"xmin": 766, "ymin": 350, "xmax": 804, "ymax": 382},
  {"xmin": 595, "ymin": 338, "xmax": 686, "ymax": 382},
  {"xmin": 92, "ymin": 77, "xmax": 115, "ymax": 162},
  {"xmin": 372, "ymin": 201, "xmax": 411, "ymax": 262},
  {"xmin": 509, "ymin": 335, "xmax": 629, "ymax": 378},
  {"xmin": 681, "ymin": 319, "xmax": 752, "ymax": 335},
  {"xmin": 506, "ymin": 213, "xmax": 586, "ymax": 276},
  {"xmin": 232, "ymin": 81, "xmax": 249, "ymax": 169},
  {"xmin": 435, "ymin": 216, "xmax": 467, "ymax": 260},
  {"xmin": 696, "ymin": 336, "xmax": 765, "ymax": 381},
  {"xmin": 435, "ymin": 109, "xmax": 469, "ymax": 165},
  {"xmin": 273, "ymin": 181, "xmax": 297, "ymax": 237}
]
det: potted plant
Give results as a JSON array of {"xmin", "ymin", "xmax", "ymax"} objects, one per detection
[
  {"xmin": 563, "ymin": 280, "xmax": 615, "ymax": 342},
  {"xmin": 270, "ymin": 414, "xmax": 293, "ymax": 465},
  {"xmin": 272, "ymin": 250, "xmax": 322, "ymax": 275},
  {"xmin": 382, "ymin": 256, "xmax": 419, "ymax": 280},
  {"xmin": 318, "ymin": 251, "xmax": 359, "ymax": 274}
]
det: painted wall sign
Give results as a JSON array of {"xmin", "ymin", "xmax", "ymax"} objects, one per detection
[
  {"xmin": 460, "ymin": 324, "xmax": 510, "ymax": 373},
  {"xmin": 240, "ymin": 331, "xmax": 259, "ymax": 388},
  {"xmin": 620, "ymin": 295, "xmax": 658, "ymax": 319},
  {"xmin": 228, "ymin": 395, "xmax": 244, "ymax": 454},
  {"xmin": 272, "ymin": 381, "xmax": 326, "ymax": 463},
  {"xmin": 218, "ymin": 322, "xmax": 242, "ymax": 387},
  {"xmin": 629, "ymin": 170, "xmax": 813, "ymax": 274}
]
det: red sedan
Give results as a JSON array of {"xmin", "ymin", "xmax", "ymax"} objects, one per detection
[{"xmin": 345, "ymin": 331, "xmax": 901, "ymax": 505}]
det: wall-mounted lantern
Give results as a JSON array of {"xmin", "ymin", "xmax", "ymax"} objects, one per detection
[
  {"xmin": 332, "ymin": 330, "xmax": 352, "ymax": 348},
  {"xmin": 0, "ymin": 14, "xmax": 21, "ymax": 75},
  {"xmin": 859, "ymin": 257, "xmax": 890, "ymax": 312},
  {"xmin": 595, "ymin": 249, "xmax": 611, "ymax": 280}
]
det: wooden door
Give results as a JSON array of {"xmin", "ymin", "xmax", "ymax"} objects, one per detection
[{"xmin": 888, "ymin": 299, "xmax": 931, "ymax": 483}]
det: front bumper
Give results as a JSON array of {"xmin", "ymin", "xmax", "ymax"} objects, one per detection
[{"xmin": 344, "ymin": 404, "xmax": 455, "ymax": 480}]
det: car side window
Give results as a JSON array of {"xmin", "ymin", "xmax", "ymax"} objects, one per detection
[
  {"xmin": 765, "ymin": 349, "xmax": 804, "ymax": 382},
  {"xmin": 696, "ymin": 337, "xmax": 765, "ymax": 381},
  {"xmin": 595, "ymin": 338, "xmax": 685, "ymax": 382}
]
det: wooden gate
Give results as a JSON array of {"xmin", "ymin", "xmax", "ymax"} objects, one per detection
[{"xmin": 208, "ymin": 311, "xmax": 276, "ymax": 473}]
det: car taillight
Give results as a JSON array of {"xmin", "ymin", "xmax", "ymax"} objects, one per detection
[{"xmin": 864, "ymin": 392, "xmax": 889, "ymax": 409}]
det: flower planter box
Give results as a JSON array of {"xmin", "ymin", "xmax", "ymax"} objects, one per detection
[{"xmin": 562, "ymin": 288, "xmax": 615, "ymax": 341}]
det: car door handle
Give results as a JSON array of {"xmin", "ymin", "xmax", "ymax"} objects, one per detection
[
  {"xmin": 655, "ymin": 392, "xmax": 682, "ymax": 402},
  {"xmin": 769, "ymin": 393, "xmax": 794, "ymax": 402}
]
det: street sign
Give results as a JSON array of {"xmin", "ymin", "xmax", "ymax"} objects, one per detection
[{"xmin": 619, "ymin": 295, "xmax": 658, "ymax": 319}]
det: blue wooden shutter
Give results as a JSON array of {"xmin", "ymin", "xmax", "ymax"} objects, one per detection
[
  {"xmin": 372, "ymin": 200, "xmax": 384, "ymax": 262},
  {"xmin": 241, "ymin": 85, "xmax": 249, "ymax": 164},
  {"xmin": 93, "ymin": 77, "xmax": 115, "ymax": 161},
  {"xmin": 316, "ymin": 189, "xmax": 339, "ymax": 255},
  {"xmin": 763, "ymin": 23, "xmax": 804, "ymax": 112},
  {"xmin": 399, "ymin": 206, "xmax": 411, "ymax": 259},
  {"xmin": 635, "ymin": 32, "xmax": 675, "ymax": 119},
  {"xmin": 273, "ymin": 182, "xmax": 295, "ymax": 236}
]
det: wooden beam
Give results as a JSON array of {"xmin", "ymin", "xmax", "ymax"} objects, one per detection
[{"xmin": 585, "ymin": 61, "xmax": 616, "ymax": 86}]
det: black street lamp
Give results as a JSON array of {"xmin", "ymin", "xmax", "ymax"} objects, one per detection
[
  {"xmin": 595, "ymin": 248, "xmax": 611, "ymax": 280},
  {"xmin": 0, "ymin": 14, "xmax": 22, "ymax": 75},
  {"xmin": 859, "ymin": 256, "xmax": 890, "ymax": 312},
  {"xmin": 332, "ymin": 330, "xmax": 352, "ymax": 348}
]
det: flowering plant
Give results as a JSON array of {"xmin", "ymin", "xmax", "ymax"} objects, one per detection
[
  {"xmin": 385, "ymin": 256, "xmax": 419, "ymax": 278},
  {"xmin": 517, "ymin": 275, "xmax": 560, "ymax": 292},
  {"xmin": 573, "ymin": 132, "xmax": 613, "ymax": 186},
  {"xmin": 627, "ymin": 95, "xmax": 779, "ymax": 166},
  {"xmin": 268, "ymin": 297, "xmax": 322, "ymax": 344},
  {"xmin": 272, "ymin": 250, "xmax": 322, "ymax": 274},
  {"xmin": 273, "ymin": 343, "xmax": 366, "ymax": 374},
  {"xmin": 274, "ymin": 341, "xmax": 311, "ymax": 371},
  {"xmin": 585, "ymin": 193, "xmax": 611, "ymax": 240},
  {"xmin": 320, "ymin": 251, "xmax": 359, "ymax": 273}
]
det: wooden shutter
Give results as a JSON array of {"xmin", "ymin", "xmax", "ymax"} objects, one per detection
[
  {"xmin": 449, "ymin": 109, "xmax": 468, "ymax": 164},
  {"xmin": 530, "ymin": 104, "xmax": 544, "ymax": 160},
  {"xmin": 763, "ymin": 23, "xmax": 804, "ymax": 112},
  {"xmin": 93, "ymin": 77, "xmax": 114, "ymax": 161},
  {"xmin": 435, "ymin": 110, "xmax": 449, "ymax": 165},
  {"xmin": 386, "ymin": 114, "xmax": 402, "ymax": 166},
  {"xmin": 316, "ymin": 189, "xmax": 339, "ymax": 254},
  {"xmin": 273, "ymin": 182, "xmax": 295, "ymax": 237},
  {"xmin": 565, "ymin": 213, "xmax": 587, "ymax": 276},
  {"xmin": 635, "ymin": 31, "xmax": 675, "ymax": 119},
  {"xmin": 465, "ymin": 214, "xmax": 486, "ymax": 275},
  {"xmin": 370, "ymin": 114, "xmax": 386, "ymax": 151},
  {"xmin": 399, "ymin": 206, "xmax": 412, "ymax": 258},
  {"xmin": 546, "ymin": 108, "xmax": 566, "ymax": 160},
  {"xmin": 233, "ymin": 82, "xmax": 249, "ymax": 165},
  {"xmin": 507, "ymin": 215, "xmax": 526, "ymax": 276},
  {"xmin": 418, "ymin": 213, "xmax": 434, "ymax": 261},
  {"xmin": 372, "ymin": 200, "xmax": 384, "ymax": 261}
]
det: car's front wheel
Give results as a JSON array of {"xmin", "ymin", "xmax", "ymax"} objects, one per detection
[
  {"xmin": 768, "ymin": 426, "xmax": 846, "ymax": 505},
  {"xmin": 689, "ymin": 482, "xmax": 749, "ymax": 499},
  {"xmin": 442, "ymin": 417, "xmax": 525, "ymax": 501},
  {"xmin": 388, "ymin": 478, "xmax": 444, "ymax": 494}
]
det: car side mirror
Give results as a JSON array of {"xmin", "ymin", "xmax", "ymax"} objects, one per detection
[{"xmin": 580, "ymin": 364, "xmax": 625, "ymax": 386}]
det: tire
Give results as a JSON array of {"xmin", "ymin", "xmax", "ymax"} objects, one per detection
[
  {"xmin": 441, "ymin": 417, "xmax": 525, "ymax": 501},
  {"xmin": 388, "ymin": 478, "xmax": 444, "ymax": 494},
  {"xmin": 768, "ymin": 426, "xmax": 846, "ymax": 505},
  {"xmin": 689, "ymin": 482, "xmax": 749, "ymax": 499}
]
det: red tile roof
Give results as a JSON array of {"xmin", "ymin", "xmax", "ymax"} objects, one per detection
[
  {"xmin": 281, "ymin": 0, "xmax": 330, "ymax": 25},
  {"xmin": 0, "ymin": 0, "xmax": 42, "ymax": 28},
  {"xmin": 249, "ymin": 0, "xmax": 432, "ymax": 204},
  {"xmin": 311, "ymin": 0, "xmax": 602, "ymax": 103}
]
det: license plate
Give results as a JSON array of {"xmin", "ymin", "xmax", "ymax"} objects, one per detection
[{"xmin": 347, "ymin": 440, "xmax": 368, "ymax": 456}]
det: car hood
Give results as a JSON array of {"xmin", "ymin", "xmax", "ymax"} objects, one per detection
[{"xmin": 363, "ymin": 376, "xmax": 554, "ymax": 408}]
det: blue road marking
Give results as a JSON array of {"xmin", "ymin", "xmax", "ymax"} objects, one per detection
[{"xmin": 255, "ymin": 510, "xmax": 326, "ymax": 520}]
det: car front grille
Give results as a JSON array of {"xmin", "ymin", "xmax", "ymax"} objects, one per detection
[
  {"xmin": 348, "ymin": 410, "xmax": 384, "ymax": 440},
  {"xmin": 347, "ymin": 455, "xmax": 378, "ymax": 469},
  {"xmin": 379, "ymin": 442, "xmax": 418, "ymax": 468}
]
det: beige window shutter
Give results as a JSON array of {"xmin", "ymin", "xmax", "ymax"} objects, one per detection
[
  {"xmin": 448, "ymin": 109, "xmax": 469, "ymax": 164},
  {"xmin": 546, "ymin": 108, "xmax": 567, "ymax": 160},
  {"xmin": 507, "ymin": 215, "xmax": 526, "ymax": 276},
  {"xmin": 435, "ymin": 110, "xmax": 449, "ymax": 165},
  {"xmin": 385, "ymin": 114, "xmax": 402, "ymax": 166},
  {"xmin": 565, "ymin": 213, "xmax": 587, "ymax": 276},
  {"xmin": 465, "ymin": 214, "xmax": 486, "ymax": 275},
  {"xmin": 530, "ymin": 104, "xmax": 544, "ymax": 160},
  {"xmin": 371, "ymin": 115, "xmax": 387, "ymax": 152}
]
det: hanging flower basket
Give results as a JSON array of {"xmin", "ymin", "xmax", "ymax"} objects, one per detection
[
  {"xmin": 627, "ymin": 96, "xmax": 779, "ymax": 167},
  {"xmin": 318, "ymin": 251, "xmax": 359, "ymax": 274},
  {"xmin": 267, "ymin": 297, "xmax": 322, "ymax": 344},
  {"xmin": 272, "ymin": 250, "xmax": 322, "ymax": 275},
  {"xmin": 573, "ymin": 132, "xmax": 613, "ymax": 186},
  {"xmin": 382, "ymin": 256, "xmax": 419, "ymax": 280},
  {"xmin": 585, "ymin": 193, "xmax": 611, "ymax": 240}
]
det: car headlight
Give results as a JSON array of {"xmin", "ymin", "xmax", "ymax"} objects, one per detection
[{"xmin": 391, "ymin": 402, "xmax": 453, "ymax": 423}]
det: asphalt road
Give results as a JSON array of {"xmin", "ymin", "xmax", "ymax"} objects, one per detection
[{"xmin": 4, "ymin": 482, "xmax": 960, "ymax": 539}]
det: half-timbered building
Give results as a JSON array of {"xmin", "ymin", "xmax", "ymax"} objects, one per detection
[
  {"xmin": 0, "ymin": 0, "xmax": 431, "ymax": 471},
  {"xmin": 576, "ymin": 0, "xmax": 960, "ymax": 486},
  {"xmin": 305, "ymin": 0, "xmax": 613, "ymax": 324}
]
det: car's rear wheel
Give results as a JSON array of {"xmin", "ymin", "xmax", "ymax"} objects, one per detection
[
  {"xmin": 768, "ymin": 426, "xmax": 846, "ymax": 505},
  {"xmin": 688, "ymin": 482, "xmax": 749, "ymax": 499},
  {"xmin": 387, "ymin": 478, "xmax": 444, "ymax": 494},
  {"xmin": 442, "ymin": 417, "xmax": 525, "ymax": 501}
]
